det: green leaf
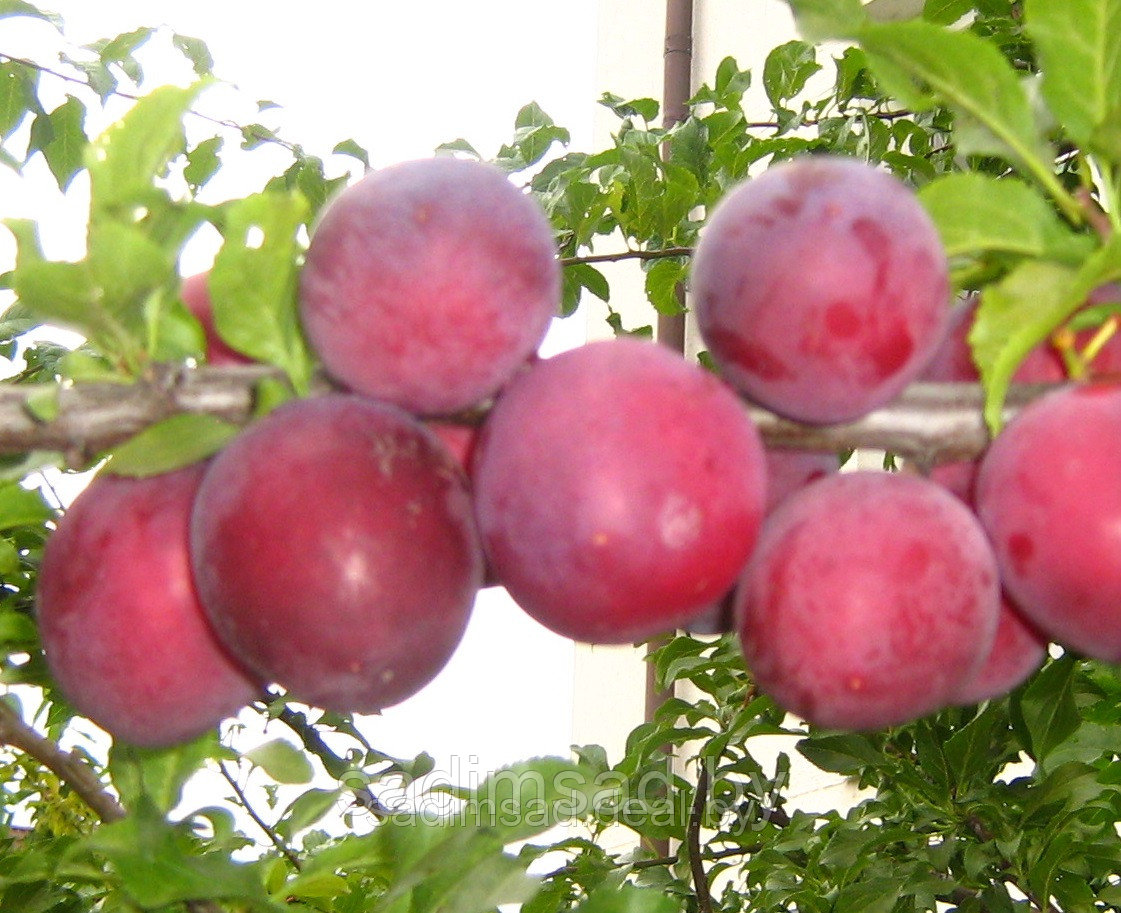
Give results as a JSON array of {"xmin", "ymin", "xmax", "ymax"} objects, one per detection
[
  {"xmin": 244, "ymin": 739, "xmax": 315, "ymax": 785},
  {"xmin": 942, "ymin": 704, "xmax": 1005, "ymax": 787},
  {"xmin": 972, "ymin": 233, "xmax": 1121, "ymax": 431},
  {"xmin": 918, "ymin": 172, "xmax": 1093, "ymax": 262},
  {"xmin": 1025, "ymin": 0, "xmax": 1121, "ymax": 151},
  {"xmin": 85, "ymin": 801, "xmax": 276, "ymax": 909},
  {"xmin": 26, "ymin": 96, "xmax": 87, "ymax": 190},
  {"xmin": 0, "ymin": 482, "xmax": 51, "ymax": 530},
  {"xmin": 763, "ymin": 41, "xmax": 823, "ymax": 108},
  {"xmin": 87, "ymin": 83, "xmax": 205, "ymax": 213},
  {"xmin": 275, "ymin": 788, "xmax": 341, "ymax": 841},
  {"xmin": 1016, "ymin": 655, "xmax": 1080, "ymax": 765},
  {"xmin": 796, "ymin": 733, "xmax": 882, "ymax": 775},
  {"xmin": 858, "ymin": 20, "xmax": 1075, "ymax": 219},
  {"xmin": 644, "ymin": 257, "xmax": 686, "ymax": 316},
  {"xmin": 87, "ymin": 219, "xmax": 174, "ymax": 333},
  {"xmin": 210, "ymin": 190, "xmax": 314, "ymax": 392},
  {"xmin": 172, "ymin": 33, "xmax": 215, "ymax": 78},
  {"xmin": 833, "ymin": 878, "xmax": 903, "ymax": 913},
  {"xmin": 184, "ymin": 136, "xmax": 223, "ymax": 191},
  {"xmin": 0, "ymin": 0, "xmax": 60, "ymax": 26},
  {"xmin": 574, "ymin": 883, "xmax": 679, "ymax": 913},
  {"xmin": 461, "ymin": 758, "xmax": 615, "ymax": 841},
  {"xmin": 332, "ymin": 138, "xmax": 370, "ymax": 168},
  {"xmin": 108, "ymin": 735, "xmax": 221, "ymax": 814},
  {"xmin": 104, "ymin": 414, "xmax": 239, "ymax": 477},
  {"xmin": 0, "ymin": 61, "xmax": 39, "ymax": 138},
  {"xmin": 922, "ymin": 0, "xmax": 974, "ymax": 23},
  {"xmin": 784, "ymin": 0, "xmax": 868, "ymax": 42}
]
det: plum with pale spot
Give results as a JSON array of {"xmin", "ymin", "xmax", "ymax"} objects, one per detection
[
  {"xmin": 190, "ymin": 394, "xmax": 483, "ymax": 713},
  {"xmin": 472, "ymin": 338, "xmax": 767, "ymax": 643},
  {"xmin": 976, "ymin": 383, "xmax": 1121, "ymax": 662},
  {"xmin": 299, "ymin": 157, "xmax": 559, "ymax": 415},
  {"xmin": 737, "ymin": 471, "xmax": 1000, "ymax": 730},
  {"xmin": 693, "ymin": 156, "xmax": 950, "ymax": 423}
]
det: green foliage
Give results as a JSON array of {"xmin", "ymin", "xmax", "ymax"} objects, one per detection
[{"xmin": 0, "ymin": 1, "xmax": 1119, "ymax": 911}]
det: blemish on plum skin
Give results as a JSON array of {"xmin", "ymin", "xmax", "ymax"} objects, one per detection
[
  {"xmin": 1008, "ymin": 533, "xmax": 1035, "ymax": 576},
  {"xmin": 824, "ymin": 301, "xmax": 861, "ymax": 338},
  {"xmin": 705, "ymin": 327, "xmax": 794, "ymax": 381}
]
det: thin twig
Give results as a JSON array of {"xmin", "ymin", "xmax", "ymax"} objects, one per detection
[
  {"xmin": 560, "ymin": 246, "xmax": 693, "ymax": 267},
  {"xmin": 0, "ymin": 699, "xmax": 124, "ymax": 823},
  {"xmin": 686, "ymin": 761, "xmax": 713, "ymax": 913},
  {"xmin": 260, "ymin": 690, "xmax": 389, "ymax": 819},
  {"xmin": 0, "ymin": 51, "xmax": 304, "ymax": 156},
  {"xmin": 218, "ymin": 761, "xmax": 301, "ymax": 871}
]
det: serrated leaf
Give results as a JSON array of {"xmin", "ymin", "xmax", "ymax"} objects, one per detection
[
  {"xmin": 833, "ymin": 878, "xmax": 903, "ymax": 913},
  {"xmin": 1025, "ymin": 0, "xmax": 1121, "ymax": 151},
  {"xmin": 972, "ymin": 234, "xmax": 1121, "ymax": 432},
  {"xmin": 796, "ymin": 733, "xmax": 882, "ymax": 775},
  {"xmin": 210, "ymin": 190, "xmax": 313, "ymax": 392},
  {"xmin": 0, "ymin": 0, "xmax": 60, "ymax": 26},
  {"xmin": 859, "ymin": 20, "xmax": 1072, "ymax": 216},
  {"xmin": 274, "ymin": 788, "xmax": 340, "ymax": 841},
  {"xmin": 332, "ymin": 138, "xmax": 369, "ymax": 168},
  {"xmin": 461, "ymin": 758, "xmax": 615, "ymax": 841},
  {"xmin": 918, "ymin": 172, "xmax": 1093, "ymax": 262},
  {"xmin": 172, "ymin": 33, "xmax": 214, "ymax": 78},
  {"xmin": 763, "ymin": 41, "xmax": 823, "ymax": 108},
  {"xmin": 784, "ymin": 0, "xmax": 868, "ymax": 42},
  {"xmin": 184, "ymin": 136, "xmax": 222, "ymax": 191},
  {"xmin": 88, "ymin": 83, "xmax": 204, "ymax": 213},
  {"xmin": 644, "ymin": 257, "xmax": 686, "ymax": 316},
  {"xmin": 244, "ymin": 739, "xmax": 314, "ymax": 785},
  {"xmin": 0, "ymin": 61, "xmax": 39, "ymax": 138},
  {"xmin": 1017, "ymin": 656, "xmax": 1080, "ymax": 765},
  {"xmin": 27, "ymin": 96, "xmax": 87, "ymax": 190},
  {"xmin": 104, "ymin": 414, "xmax": 239, "ymax": 477}
]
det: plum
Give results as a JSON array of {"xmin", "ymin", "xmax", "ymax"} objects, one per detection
[
  {"xmin": 37, "ymin": 465, "xmax": 260, "ymax": 747},
  {"xmin": 472, "ymin": 337, "xmax": 767, "ymax": 643},
  {"xmin": 975, "ymin": 383, "xmax": 1121, "ymax": 662},
  {"xmin": 692, "ymin": 155, "xmax": 950, "ymax": 423},
  {"xmin": 924, "ymin": 293, "xmax": 1121, "ymax": 503},
  {"xmin": 190, "ymin": 394, "xmax": 483, "ymax": 713},
  {"xmin": 299, "ymin": 157, "xmax": 559, "ymax": 415},
  {"xmin": 763, "ymin": 449, "xmax": 837, "ymax": 515},
  {"xmin": 737, "ymin": 471, "xmax": 1000, "ymax": 730},
  {"xmin": 952, "ymin": 596, "xmax": 1048, "ymax": 706},
  {"xmin": 180, "ymin": 271, "xmax": 253, "ymax": 367}
]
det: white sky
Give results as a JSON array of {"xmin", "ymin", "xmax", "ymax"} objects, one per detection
[{"xmin": 0, "ymin": 0, "xmax": 606, "ymax": 825}]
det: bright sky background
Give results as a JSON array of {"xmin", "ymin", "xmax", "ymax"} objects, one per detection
[{"xmin": 0, "ymin": 0, "xmax": 608, "ymax": 825}]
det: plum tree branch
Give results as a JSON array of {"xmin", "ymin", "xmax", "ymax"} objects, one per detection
[
  {"xmin": 0, "ymin": 367, "xmax": 1059, "ymax": 466},
  {"xmin": 686, "ymin": 762, "xmax": 714, "ymax": 913},
  {"xmin": 0, "ymin": 699, "xmax": 125, "ymax": 823}
]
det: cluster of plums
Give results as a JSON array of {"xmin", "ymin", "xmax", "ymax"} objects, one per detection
[{"xmin": 35, "ymin": 154, "xmax": 1121, "ymax": 747}]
